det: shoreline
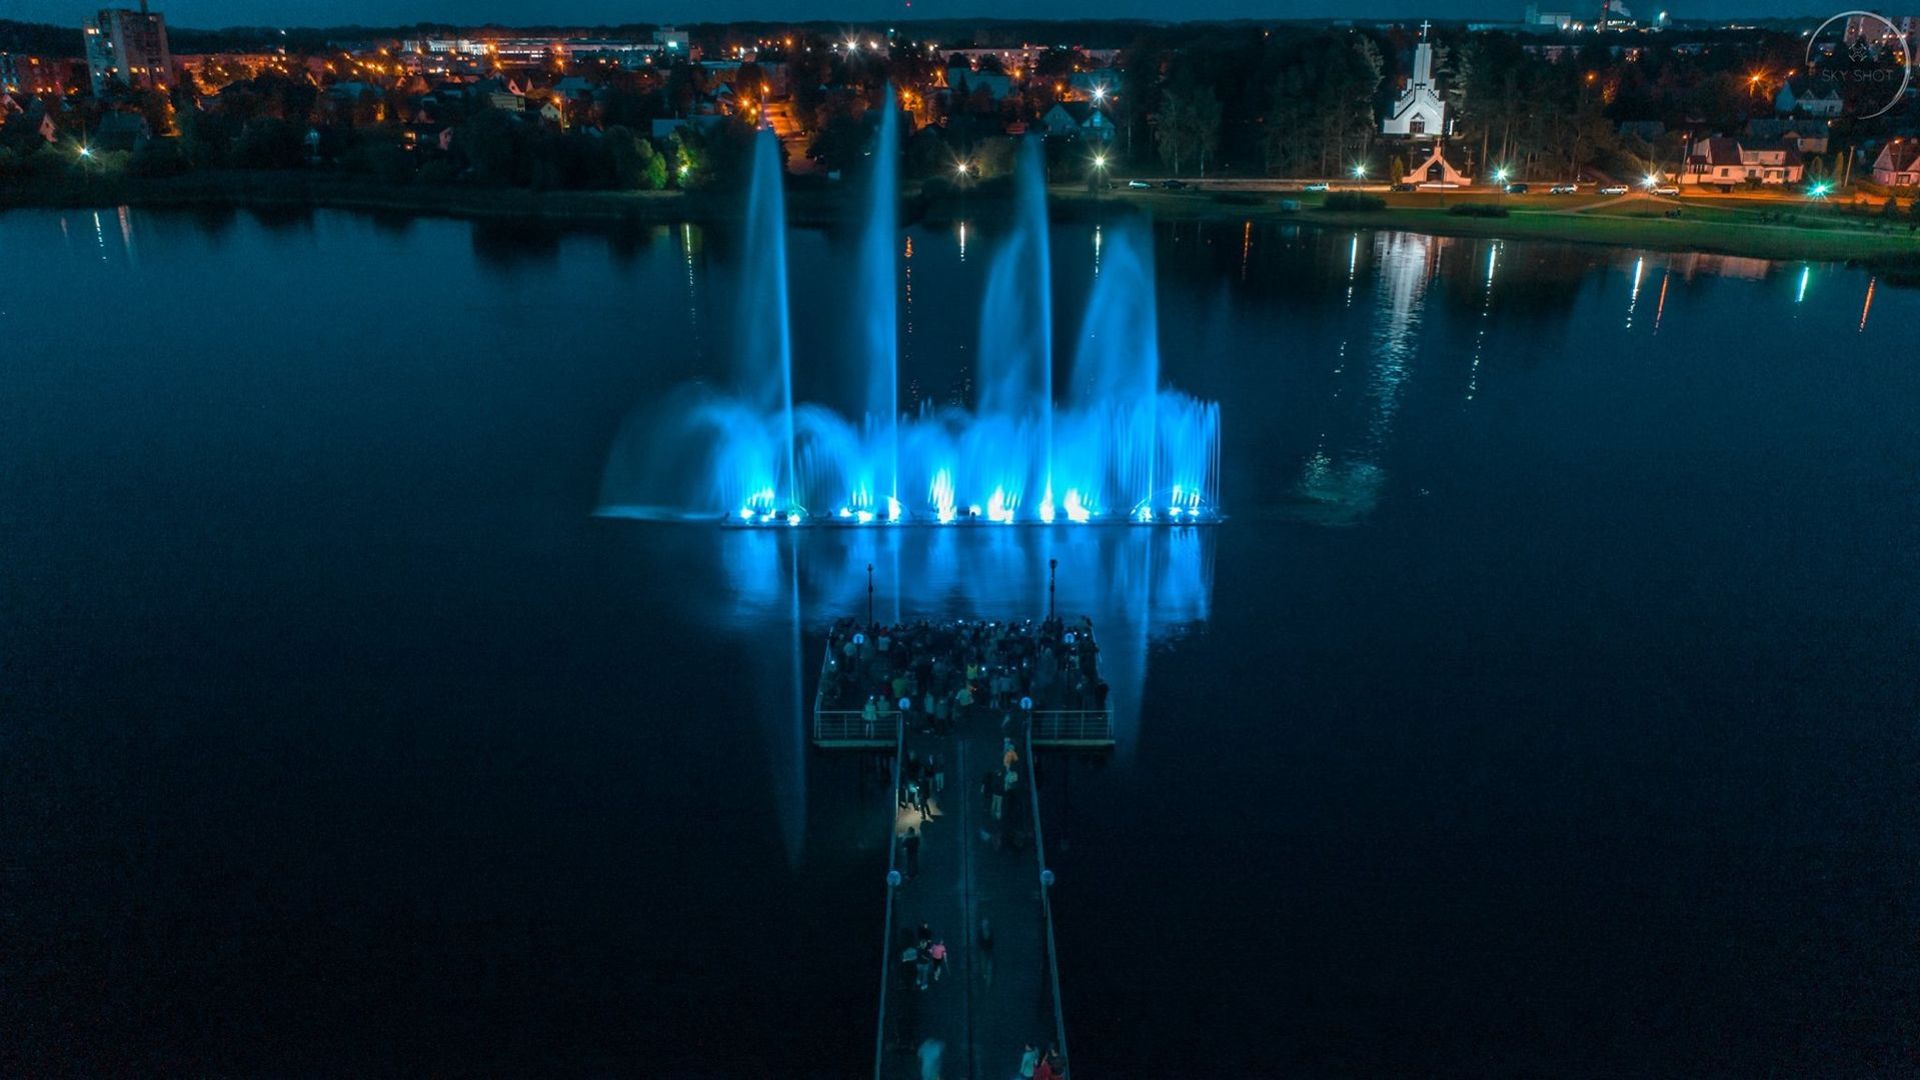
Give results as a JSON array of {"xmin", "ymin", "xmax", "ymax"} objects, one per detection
[{"xmin": 5, "ymin": 170, "xmax": 1917, "ymax": 275}]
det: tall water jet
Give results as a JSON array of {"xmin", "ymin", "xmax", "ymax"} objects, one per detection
[
  {"xmin": 1070, "ymin": 219, "xmax": 1160, "ymax": 516},
  {"xmin": 740, "ymin": 126, "xmax": 798, "ymax": 508},
  {"xmin": 977, "ymin": 137, "xmax": 1055, "ymax": 517},
  {"xmin": 854, "ymin": 86, "xmax": 902, "ymax": 514}
]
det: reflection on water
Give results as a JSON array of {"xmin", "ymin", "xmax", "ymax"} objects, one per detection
[
  {"xmin": 1294, "ymin": 231, "xmax": 1438, "ymax": 524},
  {"xmin": 690, "ymin": 525, "xmax": 1217, "ymax": 856}
]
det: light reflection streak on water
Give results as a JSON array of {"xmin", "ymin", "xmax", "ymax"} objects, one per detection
[
  {"xmin": 1797, "ymin": 266, "xmax": 1811, "ymax": 305},
  {"xmin": 1860, "ymin": 277, "xmax": 1876, "ymax": 332},
  {"xmin": 1653, "ymin": 267, "xmax": 1670, "ymax": 334},
  {"xmin": 1626, "ymin": 255, "xmax": 1645, "ymax": 330},
  {"xmin": 681, "ymin": 223, "xmax": 701, "ymax": 364},
  {"xmin": 1365, "ymin": 231, "xmax": 1431, "ymax": 452},
  {"xmin": 1468, "ymin": 241, "xmax": 1498, "ymax": 401}
]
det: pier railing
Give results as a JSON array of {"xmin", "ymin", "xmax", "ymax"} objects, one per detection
[
  {"xmin": 872, "ymin": 714, "xmax": 905, "ymax": 1080},
  {"xmin": 1026, "ymin": 722, "xmax": 1072, "ymax": 1077},
  {"xmin": 1028, "ymin": 709, "xmax": 1114, "ymax": 748}
]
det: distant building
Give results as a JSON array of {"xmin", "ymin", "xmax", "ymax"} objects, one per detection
[
  {"xmin": 91, "ymin": 110, "xmax": 151, "ymax": 150},
  {"xmin": 1065, "ymin": 70, "xmax": 1119, "ymax": 101},
  {"xmin": 653, "ymin": 27, "xmax": 690, "ymax": 55},
  {"xmin": 1774, "ymin": 80, "xmax": 1845, "ymax": 117},
  {"xmin": 83, "ymin": 2, "xmax": 172, "ymax": 95},
  {"xmin": 1680, "ymin": 136, "xmax": 1805, "ymax": 187},
  {"xmin": 1382, "ymin": 22, "xmax": 1448, "ymax": 138},
  {"xmin": 0, "ymin": 53, "xmax": 76, "ymax": 96},
  {"xmin": 1041, "ymin": 101, "xmax": 1115, "ymax": 142},
  {"xmin": 945, "ymin": 67, "xmax": 1013, "ymax": 103},
  {"xmin": 1871, "ymin": 139, "xmax": 1920, "ymax": 186},
  {"xmin": 3, "ymin": 98, "xmax": 59, "ymax": 143},
  {"xmin": 1743, "ymin": 117, "xmax": 1830, "ymax": 155},
  {"xmin": 1523, "ymin": 4, "xmax": 1575, "ymax": 30}
]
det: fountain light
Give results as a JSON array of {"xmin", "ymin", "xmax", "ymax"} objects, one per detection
[
  {"xmin": 987, "ymin": 489, "xmax": 1013, "ymax": 523},
  {"xmin": 738, "ymin": 507, "xmax": 755, "ymax": 520},
  {"xmin": 787, "ymin": 512, "xmax": 802, "ymax": 526},
  {"xmin": 886, "ymin": 495, "xmax": 902, "ymax": 522},
  {"xmin": 856, "ymin": 509, "xmax": 876, "ymax": 524},
  {"xmin": 1064, "ymin": 490, "xmax": 1091, "ymax": 524},
  {"xmin": 838, "ymin": 506, "xmax": 853, "ymax": 518}
]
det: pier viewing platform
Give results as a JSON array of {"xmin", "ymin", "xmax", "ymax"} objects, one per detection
[
  {"xmin": 814, "ymin": 616, "xmax": 1095, "ymax": 1079},
  {"xmin": 812, "ymin": 616, "xmax": 1115, "ymax": 751}
]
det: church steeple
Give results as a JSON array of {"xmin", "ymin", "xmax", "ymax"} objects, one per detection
[{"xmin": 1382, "ymin": 19, "xmax": 1448, "ymax": 140}]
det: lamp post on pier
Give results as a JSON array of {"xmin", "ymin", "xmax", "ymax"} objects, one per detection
[{"xmin": 1048, "ymin": 558, "xmax": 1057, "ymax": 620}]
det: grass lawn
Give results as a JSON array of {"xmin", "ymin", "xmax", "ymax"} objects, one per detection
[{"xmin": 1059, "ymin": 187, "xmax": 1920, "ymax": 263}]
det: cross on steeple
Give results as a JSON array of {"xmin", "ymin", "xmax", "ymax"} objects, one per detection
[{"xmin": 1420, "ymin": 20, "xmax": 1432, "ymax": 38}]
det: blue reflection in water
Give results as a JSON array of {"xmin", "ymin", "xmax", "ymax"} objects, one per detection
[{"xmin": 707, "ymin": 527, "xmax": 1217, "ymax": 858}]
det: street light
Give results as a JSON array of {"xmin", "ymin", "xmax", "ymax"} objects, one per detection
[
  {"xmin": 1352, "ymin": 163, "xmax": 1368, "ymax": 180},
  {"xmin": 1091, "ymin": 85, "xmax": 1107, "ymax": 104}
]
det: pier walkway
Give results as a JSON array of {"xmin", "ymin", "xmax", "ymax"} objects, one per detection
[{"xmin": 816, "ymin": 618, "xmax": 1095, "ymax": 1079}]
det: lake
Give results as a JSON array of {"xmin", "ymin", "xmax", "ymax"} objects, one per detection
[{"xmin": 3, "ymin": 205, "xmax": 1917, "ymax": 1077}]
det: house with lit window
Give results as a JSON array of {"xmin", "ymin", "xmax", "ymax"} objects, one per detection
[
  {"xmin": 1871, "ymin": 140, "xmax": 1920, "ymax": 187},
  {"xmin": 1680, "ymin": 136, "xmax": 1805, "ymax": 188}
]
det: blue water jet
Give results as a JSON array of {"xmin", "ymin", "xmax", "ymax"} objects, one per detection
[{"xmin": 597, "ymin": 112, "xmax": 1221, "ymax": 526}]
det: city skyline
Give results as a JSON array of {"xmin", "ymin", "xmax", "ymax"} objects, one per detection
[{"xmin": 3, "ymin": 0, "xmax": 1868, "ymax": 30}]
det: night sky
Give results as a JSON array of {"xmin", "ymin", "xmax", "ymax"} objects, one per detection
[{"xmin": 5, "ymin": 0, "xmax": 1839, "ymax": 30}]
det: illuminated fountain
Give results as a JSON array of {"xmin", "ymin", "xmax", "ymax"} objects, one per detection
[{"xmin": 599, "ymin": 106, "xmax": 1222, "ymax": 526}]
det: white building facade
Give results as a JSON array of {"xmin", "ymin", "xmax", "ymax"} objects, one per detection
[{"xmin": 1383, "ymin": 23, "xmax": 1447, "ymax": 138}]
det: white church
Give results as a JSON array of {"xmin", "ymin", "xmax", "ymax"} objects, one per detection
[{"xmin": 1382, "ymin": 23, "xmax": 1448, "ymax": 139}]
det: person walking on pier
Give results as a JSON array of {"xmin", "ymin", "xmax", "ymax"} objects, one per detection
[
  {"xmin": 917, "ymin": 1038, "xmax": 945, "ymax": 1080},
  {"xmin": 1019, "ymin": 1043, "xmax": 1042, "ymax": 1079}
]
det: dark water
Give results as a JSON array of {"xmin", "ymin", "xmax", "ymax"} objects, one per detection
[{"xmin": 4, "ymin": 207, "xmax": 1917, "ymax": 1077}]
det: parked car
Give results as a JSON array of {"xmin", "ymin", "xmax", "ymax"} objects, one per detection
[
  {"xmin": 1160, "ymin": 179, "xmax": 1188, "ymax": 190},
  {"xmin": 1127, "ymin": 179, "xmax": 1152, "ymax": 189},
  {"xmin": 1652, "ymin": 184, "xmax": 1680, "ymax": 196},
  {"xmin": 1599, "ymin": 184, "xmax": 1629, "ymax": 195},
  {"xmin": 1391, "ymin": 182, "xmax": 1418, "ymax": 192},
  {"xmin": 1303, "ymin": 182, "xmax": 1331, "ymax": 192},
  {"xmin": 1504, "ymin": 182, "xmax": 1531, "ymax": 194},
  {"xmin": 1549, "ymin": 183, "xmax": 1578, "ymax": 194}
]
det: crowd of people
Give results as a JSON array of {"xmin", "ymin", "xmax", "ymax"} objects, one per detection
[{"xmin": 821, "ymin": 615, "xmax": 1110, "ymax": 735}]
